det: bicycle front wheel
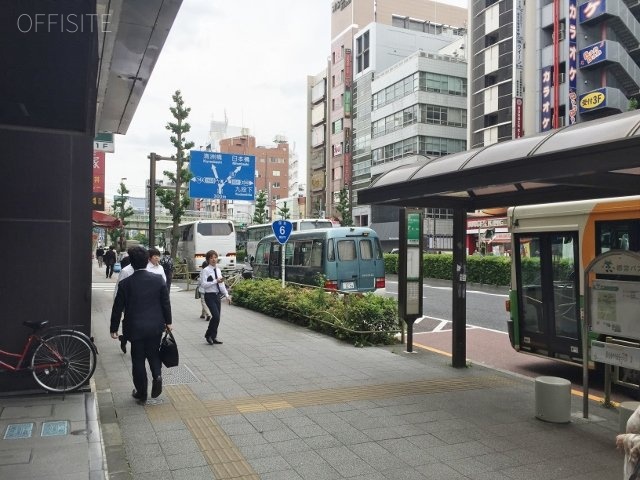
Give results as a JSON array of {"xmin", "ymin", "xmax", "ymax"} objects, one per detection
[{"xmin": 31, "ymin": 333, "xmax": 97, "ymax": 393}]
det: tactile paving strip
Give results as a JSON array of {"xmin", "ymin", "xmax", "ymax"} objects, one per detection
[
  {"xmin": 159, "ymin": 364, "xmax": 200, "ymax": 385},
  {"xmin": 202, "ymin": 375, "xmax": 513, "ymax": 416},
  {"xmin": 145, "ymin": 375, "xmax": 513, "ymax": 479}
]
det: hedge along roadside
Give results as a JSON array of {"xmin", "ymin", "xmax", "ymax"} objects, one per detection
[
  {"xmin": 230, "ymin": 278, "xmax": 400, "ymax": 347},
  {"xmin": 384, "ymin": 253, "xmax": 511, "ymax": 286}
]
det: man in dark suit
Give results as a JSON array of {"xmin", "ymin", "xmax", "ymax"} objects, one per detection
[{"xmin": 110, "ymin": 246, "xmax": 172, "ymax": 404}]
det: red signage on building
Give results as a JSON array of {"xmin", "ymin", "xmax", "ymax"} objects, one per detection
[
  {"xmin": 344, "ymin": 152, "xmax": 352, "ymax": 183},
  {"xmin": 514, "ymin": 98, "xmax": 523, "ymax": 138},
  {"xmin": 92, "ymin": 151, "xmax": 105, "ymax": 211},
  {"xmin": 344, "ymin": 48, "xmax": 352, "ymax": 88}
]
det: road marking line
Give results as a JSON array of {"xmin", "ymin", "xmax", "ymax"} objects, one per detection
[{"xmin": 433, "ymin": 320, "xmax": 449, "ymax": 332}]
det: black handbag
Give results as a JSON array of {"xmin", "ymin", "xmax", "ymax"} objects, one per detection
[{"xmin": 159, "ymin": 330, "xmax": 179, "ymax": 368}]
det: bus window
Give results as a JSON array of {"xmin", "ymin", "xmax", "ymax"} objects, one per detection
[
  {"xmin": 256, "ymin": 242, "xmax": 268, "ymax": 265},
  {"xmin": 337, "ymin": 240, "xmax": 357, "ymax": 261},
  {"xmin": 550, "ymin": 234, "xmax": 578, "ymax": 339},
  {"xmin": 360, "ymin": 239, "xmax": 373, "ymax": 260},
  {"xmin": 327, "ymin": 239, "xmax": 335, "ymax": 261},
  {"xmin": 198, "ymin": 221, "xmax": 233, "ymax": 236},
  {"xmin": 596, "ymin": 220, "xmax": 640, "ymax": 254},
  {"xmin": 516, "ymin": 234, "xmax": 543, "ymax": 334},
  {"xmin": 293, "ymin": 241, "xmax": 312, "ymax": 266},
  {"xmin": 271, "ymin": 244, "xmax": 281, "ymax": 266},
  {"xmin": 310, "ymin": 241, "xmax": 323, "ymax": 267}
]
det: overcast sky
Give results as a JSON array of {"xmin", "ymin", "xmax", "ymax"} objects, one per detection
[{"xmin": 105, "ymin": 0, "xmax": 467, "ymax": 199}]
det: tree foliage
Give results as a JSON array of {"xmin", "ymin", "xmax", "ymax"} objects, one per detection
[
  {"xmin": 157, "ymin": 90, "xmax": 194, "ymax": 257},
  {"xmin": 111, "ymin": 180, "xmax": 135, "ymax": 252},
  {"xmin": 336, "ymin": 188, "xmax": 353, "ymax": 226},
  {"xmin": 277, "ymin": 201, "xmax": 291, "ymax": 220},
  {"xmin": 252, "ymin": 190, "xmax": 268, "ymax": 224}
]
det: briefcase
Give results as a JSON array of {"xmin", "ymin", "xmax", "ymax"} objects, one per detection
[{"xmin": 159, "ymin": 330, "xmax": 179, "ymax": 368}]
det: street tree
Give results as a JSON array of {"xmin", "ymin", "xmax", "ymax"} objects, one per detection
[
  {"xmin": 252, "ymin": 190, "xmax": 268, "ymax": 224},
  {"xmin": 276, "ymin": 201, "xmax": 290, "ymax": 220},
  {"xmin": 157, "ymin": 90, "xmax": 194, "ymax": 257},
  {"xmin": 336, "ymin": 188, "xmax": 354, "ymax": 226},
  {"xmin": 111, "ymin": 180, "xmax": 134, "ymax": 252}
]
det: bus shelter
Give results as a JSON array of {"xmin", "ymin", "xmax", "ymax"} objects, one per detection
[{"xmin": 358, "ymin": 109, "xmax": 640, "ymax": 368}]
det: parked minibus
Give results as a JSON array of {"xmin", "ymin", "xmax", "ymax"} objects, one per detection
[{"xmin": 251, "ymin": 227, "xmax": 385, "ymax": 292}]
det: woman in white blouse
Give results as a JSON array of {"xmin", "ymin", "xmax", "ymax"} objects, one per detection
[{"xmin": 200, "ymin": 250, "xmax": 231, "ymax": 345}]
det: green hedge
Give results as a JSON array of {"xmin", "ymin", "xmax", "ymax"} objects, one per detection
[
  {"xmin": 520, "ymin": 257, "xmax": 574, "ymax": 284},
  {"xmin": 385, "ymin": 253, "xmax": 511, "ymax": 286},
  {"xmin": 231, "ymin": 278, "xmax": 400, "ymax": 346}
]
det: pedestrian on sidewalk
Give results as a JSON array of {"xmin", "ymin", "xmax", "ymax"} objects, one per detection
[
  {"xmin": 110, "ymin": 246, "xmax": 172, "ymax": 404},
  {"xmin": 113, "ymin": 247, "xmax": 167, "ymax": 354},
  {"xmin": 96, "ymin": 245, "xmax": 105, "ymax": 267},
  {"xmin": 104, "ymin": 246, "xmax": 116, "ymax": 278},
  {"xmin": 200, "ymin": 250, "xmax": 231, "ymax": 345},
  {"xmin": 159, "ymin": 250, "xmax": 174, "ymax": 291},
  {"xmin": 197, "ymin": 260, "xmax": 211, "ymax": 321}
]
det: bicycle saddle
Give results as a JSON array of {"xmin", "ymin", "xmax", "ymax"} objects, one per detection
[{"xmin": 23, "ymin": 320, "xmax": 49, "ymax": 330}]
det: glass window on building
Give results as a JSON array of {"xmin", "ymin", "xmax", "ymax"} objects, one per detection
[{"xmin": 356, "ymin": 31, "xmax": 370, "ymax": 73}]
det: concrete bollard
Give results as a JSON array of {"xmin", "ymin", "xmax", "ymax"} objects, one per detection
[
  {"xmin": 619, "ymin": 401, "xmax": 640, "ymax": 433},
  {"xmin": 535, "ymin": 376, "xmax": 571, "ymax": 423}
]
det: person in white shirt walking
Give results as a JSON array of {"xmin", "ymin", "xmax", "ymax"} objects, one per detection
[{"xmin": 200, "ymin": 250, "xmax": 231, "ymax": 345}]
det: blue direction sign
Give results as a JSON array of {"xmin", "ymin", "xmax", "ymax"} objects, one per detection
[
  {"xmin": 189, "ymin": 150, "xmax": 255, "ymax": 200},
  {"xmin": 272, "ymin": 220, "xmax": 293, "ymax": 245}
]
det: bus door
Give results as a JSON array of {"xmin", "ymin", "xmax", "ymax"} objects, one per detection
[
  {"xmin": 514, "ymin": 231, "xmax": 581, "ymax": 360},
  {"xmin": 329, "ymin": 237, "xmax": 359, "ymax": 291}
]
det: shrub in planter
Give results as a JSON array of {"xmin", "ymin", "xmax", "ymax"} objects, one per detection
[{"xmin": 230, "ymin": 279, "xmax": 399, "ymax": 346}]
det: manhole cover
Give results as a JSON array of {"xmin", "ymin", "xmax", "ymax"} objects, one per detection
[
  {"xmin": 41, "ymin": 421, "xmax": 69, "ymax": 437},
  {"xmin": 4, "ymin": 423, "xmax": 34, "ymax": 440}
]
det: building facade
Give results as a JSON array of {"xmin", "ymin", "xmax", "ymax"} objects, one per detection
[
  {"xmin": 308, "ymin": 0, "xmax": 468, "ymax": 222},
  {"xmin": 468, "ymin": 0, "xmax": 640, "ymax": 149},
  {"xmin": 352, "ymin": 25, "xmax": 468, "ymax": 238}
]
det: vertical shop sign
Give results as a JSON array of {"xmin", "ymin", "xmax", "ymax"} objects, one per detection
[
  {"xmin": 568, "ymin": 0, "xmax": 578, "ymax": 125},
  {"xmin": 92, "ymin": 151, "xmax": 105, "ymax": 210},
  {"xmin": 540, "ymin": 66, "xmax": 552, "ymax": 131},
  {"xmin": 344, "ymin": 48, "xmax": 352, "ymax": 87},
  {"xmin": 513, "ymin": 0, "xmax": 524, "ymax": 137}
]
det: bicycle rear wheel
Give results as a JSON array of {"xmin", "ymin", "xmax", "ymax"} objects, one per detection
[{"xmin": 31, "ymin": 333, "xmax": 97, "ymax": 393}]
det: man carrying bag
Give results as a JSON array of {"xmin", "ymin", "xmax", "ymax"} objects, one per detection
[{"xmin": 110, "ymin": 246, "xmax": 172, "ymax": 404}]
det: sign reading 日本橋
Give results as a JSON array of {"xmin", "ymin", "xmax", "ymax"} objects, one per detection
[{"xmin": 189, "ymin": 150, "xmax": 256, "ymax": 201}]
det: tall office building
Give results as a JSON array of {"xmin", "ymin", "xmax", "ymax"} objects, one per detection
[
  {"xmin": 468, "ymin": 0, "xmax": 640, "ymax": 149},
  {"xmin": 309, "ymin": 0, "xmax": 467, "ymax": 220}
]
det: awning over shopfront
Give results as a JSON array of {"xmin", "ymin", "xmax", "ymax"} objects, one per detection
[
  {"xmin": 92, "ymin": 211, "xmax": 122, "ymax": 228},
  {"xmin": 488, "ymin": 233, "xmax": 511, "ymax": 244}
]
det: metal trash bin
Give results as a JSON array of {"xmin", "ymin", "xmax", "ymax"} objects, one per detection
[{"xmin": 535, "ymin": 376, "xmax": 571, "ymax": 423}]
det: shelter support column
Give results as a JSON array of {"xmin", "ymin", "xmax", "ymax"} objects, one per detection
[{"xmin": 451, "ymin": 207, "xmax": 467, "ymax": 368}]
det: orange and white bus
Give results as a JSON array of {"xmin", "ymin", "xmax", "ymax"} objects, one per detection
[{"xmin": 506, "ymin": 196, "xmax": 640, "ymax": 374}]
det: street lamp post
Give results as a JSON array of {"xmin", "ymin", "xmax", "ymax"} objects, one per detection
[
  {"xmin": 148, "ymin": 152, "xmax": 174, "ymax": 248},
  {"xmin": 119, "ymin": 177, "xmax": 127, "ymax": 252}
]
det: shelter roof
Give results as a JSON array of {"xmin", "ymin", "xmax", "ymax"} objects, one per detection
[{"xmin": 358, "ymin": 110, "xmax": 640, "ymax": 210}]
